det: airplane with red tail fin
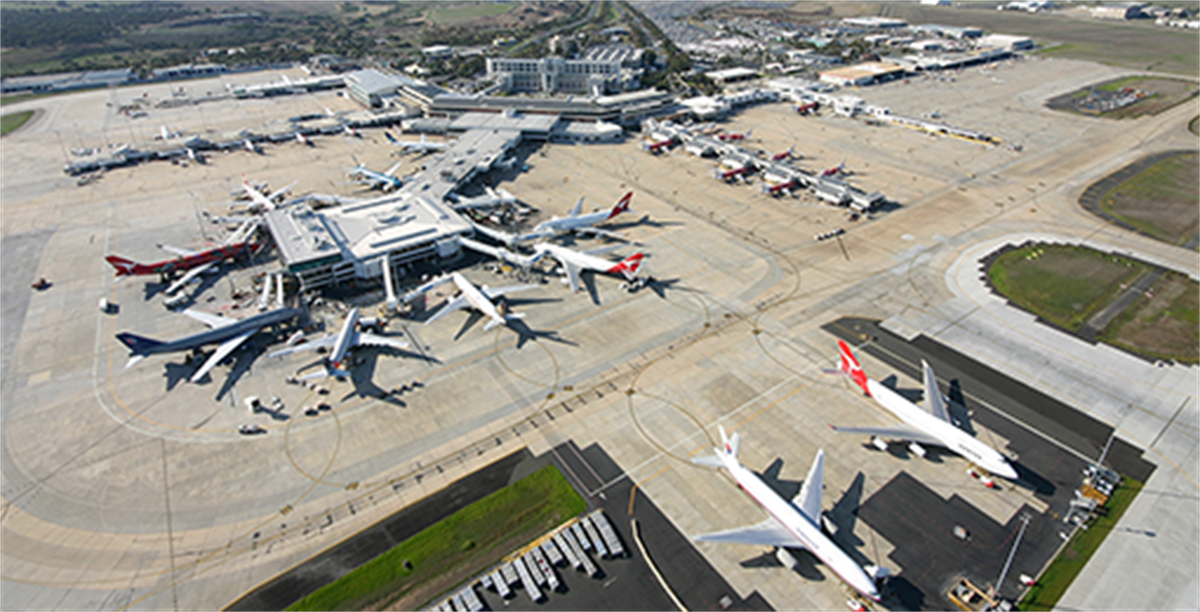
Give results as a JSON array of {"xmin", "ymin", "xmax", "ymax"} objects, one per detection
[
  {"xmin": 715, "ymin": 128, "xmax": 753, "ymax": 142},
  {"xmin": 533, "ymin": 242, "xmax": 646, "ymax": 295}
]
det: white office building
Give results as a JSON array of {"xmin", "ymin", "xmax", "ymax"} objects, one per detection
[{"xmin": 486, "ymin": 56, "xmax": 642, "ymax": 95}]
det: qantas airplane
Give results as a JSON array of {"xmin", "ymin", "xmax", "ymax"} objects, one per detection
[
  {"xmin": 106, "ymin": 223, "xmax": 260, "ymax": 288},
  {"xmin": 794, "ymin": 101, "xmax": 819, "ymax": 115},
  {"xmin": 714, "ymin": 165, "xmax": 753, "ymax": 183},
  {"xmin": 265, "ymin": 308, "xmax": 408, "ymax": 379},
  {"xmin": 820, "ymin": 161, "xmax": 846, "ymax": 177},
  {"xmin": 407, "ymin": 272, "xmax": 537, "ymax": 332},
  {"xmin": 715, "ymin": 128, "xmax": 753, "ymax": 142},
  {"xmin": 533, "ymin": 242, "xmax": 645, "ymax": 294},
  {"xmin": 641, "ymin": 138, "xmax": 675, "ymax": 154},
  {"xmin": 770, "ymin": 146, "xmax": 795, "ymax": 161},
  {"xmin": 692, "ymin": 426, "xmax": 882, "ymax": 602},
  {"xmin": 515, "ymin": 191, "xmax": 634, "ymax": 243},
  {"xmin": 830, "ymin": 340, "xmax": 1019, "ymax": 482},
  {"xmin": 385, "ymin": 131, "xmax": 448, "ymax": 154},
  {"xmin": 117, "ymin": 307, "xmax": 301, "ymax": 383},
  {"xmin": 760, "ymin": 178, "xmax": 799, "ymax": 197}
]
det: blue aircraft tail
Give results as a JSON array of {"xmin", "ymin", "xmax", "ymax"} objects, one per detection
[{"xmin": 116, "ymin": 333, "xmax": 165, "ymax": 355}]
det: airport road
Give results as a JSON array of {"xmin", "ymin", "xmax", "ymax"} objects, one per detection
[{"xmin": 2, "ymin": 56, "xmax": 1197, "ymax": 610}]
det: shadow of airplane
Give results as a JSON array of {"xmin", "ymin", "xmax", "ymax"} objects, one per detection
[
  {"xmin": 879, "ymin": 374, "xmax": 923, "ymax": 403},
  {"xmin": 756, "ymin": 457, "xmax": 803, "ymax": 500},
  {"xmin": 738, "ymin": 547, "xmax": 828, "ymax": 582}
]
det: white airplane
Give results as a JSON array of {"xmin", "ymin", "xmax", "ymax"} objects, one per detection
[
  {"xmin": 295, "ymin": 132, "xmax": 314, "ymax": 147},
  {"xmin": 347, "ymin": 158, "xmax": 404, "ymax": 192},
  {"xmin": 830, "ymin": 340, "xmax": 1019, "ymax": 482},
  {"xmin": 158, "ymin": 125, "xmax": 183, "ymax": 140},
  {"xmin": 243, "ymin": 139, "xmax": 263, "ymax": 155},
  {"xmin": 692, "ymin": 426, "xmax": 882, "ymax": 603},
  {"xmin": 457, "ymin": 235, "xmax": 540, "ymax": 269},
  {"xmin": 385, "ymin": 131, "xmax": 448, "ymax": 154},
  {"xmin": 159, "ymin": 217, "xmax": 261, "ymax": 296},
  {"xmin": 265, "ymin": 308, "xmax": 408, "ymax": 379},
  {"xmin": 406, "ymin": 272, "xmax": 537, "ymax": 332},
  {"xmin": 241, "ymin": 178, "xmax": 297, "ymax": 213},
  {"xmin": 449, "ymin": 186, "xmax": 519, "ymax": 211},
  {"xmin": 519, "ymin": 191, "xmax": 634, "ymax": 243},
  {"xmin": 533, "ymin": 242, "xmax": 645, "ymax": 294}
]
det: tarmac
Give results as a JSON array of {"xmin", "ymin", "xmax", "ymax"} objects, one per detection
[{"xmin": 2, "ymin": 55, "xmax": 1197, "ymax": 611}]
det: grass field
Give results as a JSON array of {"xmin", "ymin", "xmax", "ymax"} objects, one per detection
[
  {"xmin": 878, "ymin": 3, "xmax": 1199, "ymax": 76},
  {"xmin": 428, "ymin": 2, "xmax": 515, "ymax": 25},
  {"xmin": 1101, "ymin": 152, "xmax": 1199, "ymax": 245},
  {"xmin": 1018, "ymin": 478, "xmax": 1143, "ymax": 610},
  {"xmin": 287, "ymin": 464, "xmax": 586, "ymax": 611},
  {"xmin": 988, "ymin": 244, "xmax": 1150, "ymax": 331},
  {"xmin": 1, "ymin": 110, "xmax": 35, "ymax": 136},
  {"xmin": 1100, "ymin": 271, "xmax": 1199, "ymax": 364}
]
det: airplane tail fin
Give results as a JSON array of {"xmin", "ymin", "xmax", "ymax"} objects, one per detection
[
  {"xmin": 116, "ymin": 333, "xmax": 164, "ymax": 358},
  {"xmin": 837, "ymin": 340, "xmax": 871, "ymax": 396},
  {"xmin": 719, "ymin": 425, "xmax": 741, "ymax": 461},
  {"xmin": 569, "ymin": 196, "xmax": 585, "ymax": 217},
  {"xmin": 607, "ymin": 191, "xmax": 634, "ymax": 219},
  {"xmin": 745, "ymin": 128, "xmax": 753, "ymax": 138},
  {"xmin": 611, "ymin": 253, "xmax": 644, "ymax": 278},
  {"xmin": 385, "ymin": 131, "xmax": 397, "ymax": 144},
  {"xmin": 105, "ymin": 255, "xmax": 139, "ymax": 276}
]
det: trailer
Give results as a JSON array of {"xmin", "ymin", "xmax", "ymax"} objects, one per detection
[
  {"xmin": 589, "ymin": 510, "xmax": 626, "ymax": 557},
  {"xmin": 512, "ymin": 558, "xmax": 543, "ymax": 602},
  {"xmin": 541, "ymin": 539, "xmax": 565, "ymax": 565},
  {"xmin": 553, "ymin": 532, "xmax": 582, "ymax": 569},
  {"xmin": 582, "ymin": 516, "xmax": 609, "ymax": 558}
]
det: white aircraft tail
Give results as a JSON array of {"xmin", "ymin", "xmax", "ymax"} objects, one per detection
[
  {"xmin": 692, "ymin": 424, "xmax": 741, "ymax": 469},
  {"xmin": 483, "ymin": 313, "xmax": 525, "ymax": 332},
  {"xmin": 568, "ymin": 196, "xmax": 585, "ymax": 217}
]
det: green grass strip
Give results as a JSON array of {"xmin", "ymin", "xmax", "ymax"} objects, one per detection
[
  {"xmin": 288, "ymin": 464, "xmax": 587, "ymax": 611},
  {"xmin": 1, "ymin": 110, "xmax": 34, "ymax": 136},
  {"xmin": 1019, "ymin": 478, "xmax": 1143, "ymax": 611}
]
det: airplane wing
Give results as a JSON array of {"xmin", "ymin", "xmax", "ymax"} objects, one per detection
[
  {"xmin": 190, "ymin": 329, "xmax": 256, "ymax": 383},
  {"xmin": 577, "ymin": 227, "xmax": 629, "ymax": 242},
  {"xmin": 480, "ymin": 284, "xmax": 538, "ymax": 300},
  {"xmin": 265, "ymin": 334, "xmax": 338, "ymax": 359},
  {"xmin": 385, "ymin": 160, "xmax": 404, "ymax": 177},
  {"xmin": 165, "ymin": 263, "xmax": 213, "ymax": 295},
  {"xmin": 922, "ymin": 360, "xmax": 951, "ymax": 423},
  {"xmin": 830, "ymin": 424, "xmax": 943, "ymax": 446},
  {"xmin": 793, "ymin": 449, "xmax": 825, "ymax": 522},
  {"xmin": 355, "ymin": 331, "xmax": 409, "ymax": 351},
  {"xmin": 582, "ymin": 244, "xmax": 624, "ymax": 257},
  {"xmin": 562, "ymin": 261, "xmax": 583, "ymax": 293},
  {"xmin": 157, "ymin": 244, "xmax": 198, "ymax": 257},
  {"xmin": 183, "ymin": 308, "xmax": 238, "ymax": 329},
  {"xmin": 424, "ymin": 295, "xmax": 471, "ymax": 325},
  {"xmin": 694, "ymin": 518, "xmax": 807, "ymax": 549}
]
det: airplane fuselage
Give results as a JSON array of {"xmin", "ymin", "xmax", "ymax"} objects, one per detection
[
  {"xmin": 328, "ymin": 308, "xmax": 360, "ymax": 370},
  {"xmin": 716, "ymin": 453, "xmax": 880, "ymax": 601},
  {"xmin": 865, "ymin": 378, "xmax": 1018, "ymax": 479},
  {"xmin": 119, "ymin": 307, "xmax": 301, "ymax": 357},
  {"xmin": 108, "ymin": 243, "xmax": 255, "ymax": 277},
  {"xmin": 452, "ymin": 274, "xmax": 506, "ymax": 326}
]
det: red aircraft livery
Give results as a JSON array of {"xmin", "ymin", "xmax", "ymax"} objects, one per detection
[{"xmin": 106, "ymin": 242, "xmax": 258, "ymax": 278}]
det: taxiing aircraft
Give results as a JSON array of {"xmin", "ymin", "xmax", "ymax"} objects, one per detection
[
  {"xmin": 692, "ymin": 426, "xmax": 882, "ymax": 602},
  {"xmin": 117, "ymin": 307, "xmax": 301, "ymax": 383},
  {"xmin": 265, "ymin": 308, "xmax": 408, "ymax": 379},
  {"xmin": 347, "ymin": 158, "xmax": 404, "ymax": 192},
  {"xmin": 533, "ymin": 242, "xmax": 645, "ymax": 294},
  {"xmin": 106, "ymin": 228, "xmax": 259, "ymax": 286},
  {"xmin": 715, "ymin": 128, "xmax": 753, "ymax": 142},
  {"xmin": 771, "ymin": 146, "xmax": 795, "ymax": 161},
  {"xmin": 819, "ymin": 161, "xmax": 846, "ymax": 177},
  {"xmin": 521, "ymin": 191, "xmax": 634, "ymax": 242},
  {"xmin": 830, "ymin": 340, "xmax": 1019, "ymax": 481},
  {"xmin": 385, "ymin": 131, "xmax": 448, "ymax": 154},
  {"xmin": 407, "ymin": 272, "xmax": 537, "ymax": 332}
]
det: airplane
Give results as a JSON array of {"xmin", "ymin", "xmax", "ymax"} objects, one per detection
[
  {"xmin": 243, "ymin": 139, "xmax": 263, "ymax": 155},
  {"xmin": 819, "ymin": 161, "xmax": 846, "ymax": 177},
  {"xmin": 157, "ymin": 125, "xmax": 183, "ymax": 140},
  {"xmin": 406, "ymin": 272, "xmax": 537, "ymax": 333},
  {"xmin": 295, "ymin": 132, "xmax": 314, "ymax": 147},
  {"xmin": 241, "ymin": 178, "xmax": 297, "ymax": 213},
  {"xmin": 265, "ymin": 307, "xmax": 409, "ymax": 379},
  {"xmin": 117, "ymin": 306, "xmax": 301, "ymax": 383},
  {"xmin": 106, "ymin": 230, "xmax": 259, "ymax": 285},
  {"xmin": 342, "ymin": 124, "xmax": 361, "ymax": 138},
  {"xmin": 449, "ymin": 186, "xmax": 519, "ymax": 211},
  {"xmin": 760, "ymin": 179, "xmax": 799, "ymax": 197},
  {"xmin": 641, "ymin": 137, "xmax": 675, "ymax": 154},
  {"xmin": 829, "ymin": 340, "xmax": 1019, "ymax": 482},
  {"xmin": 155, "ymin": 218, "xmax": 261, "ymax": 295},
  {"xmin": 458, "ymin": 234, "xmax": 541, "ymax": 269},
  {"xmin": 692, "ymin": 426, "xmax": 882, "ymax": 603},
  {"xmin": 794, "ymin": 101, "xmax": 819, "ymax": 115},
  {"xmin": 385, "ymin": 131, "xmax": 448, "ymax": 154},
  {"xmin": 520, "ymin": 191, "xmax": 634, "ymax": 242},
  {"xmin": 715, "ymin": 128, "xmax": 753, "ymax": 142},
  {"xmin": 533, "ymin": 242, "xmax": 646, "ymax": 294},
  {"xmin": 770, "ymin": 146, "xmax": 795, "ymax": 162},
  {"xmin": 714, "ymin": 165, "xmax": 753, "ymax": 183},
  {"xmin": 347, "ymin": 158, "xmax": 404, "ymax": 192},
  {"xmin": 185, "ymin": 147, "xmax": 206, "ymax": 165}
]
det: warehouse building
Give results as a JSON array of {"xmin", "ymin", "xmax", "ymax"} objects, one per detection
[{"xmin": 818, "ymin": 61, "xmax": 907, "ymax": 87}]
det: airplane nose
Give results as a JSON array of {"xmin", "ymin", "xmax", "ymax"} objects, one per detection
[{"xmin": 997, "ymin": 460, "xmax": 1019, "ymax": 480}]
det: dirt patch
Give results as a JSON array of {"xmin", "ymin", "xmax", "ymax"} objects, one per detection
[
  {"xmin": 1046, "ymin": 76, "xmax": 1199, "ymax": 119},
  {"xmin": 1101, "ymin": 271, "xmax": 1199, "ymax": 364}
]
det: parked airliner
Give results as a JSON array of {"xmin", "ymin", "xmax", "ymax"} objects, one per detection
[{"xmin": 265, "ymin": 308, "xmax": 408, "ymax": 379}]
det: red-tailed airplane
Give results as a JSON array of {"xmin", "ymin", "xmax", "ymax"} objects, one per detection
[
  {"xmin": 106, "ymin": 242, "xmax": 259, "ymax": 282},
  {"xmin": 714, "ymin": 165, "xmax": 753, "ymax": 183},
  {"xmin": 641, "ymin": 138, "xmax": 674, "ymax": 154},
  {"xmin": 715, "ymin": 128, "xmax": 753, "ymax": 142},
  {"xmin": 820, "ymin": 161, "xmax": 846, "ymax": 177},
  {"xmin": 794, "ymin": 101, "xmax": 819, "ymax": 115},
  {"xmin": 295, "ymin": 132, "xmax": 314, "ymax": 147},
  {"xmin": 760, "ymin": 178, "xmax": 798, "ymax": 197},
  {"xmin": 770, "ymin": 146, "xmax": 795, "ymax": 161}
]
